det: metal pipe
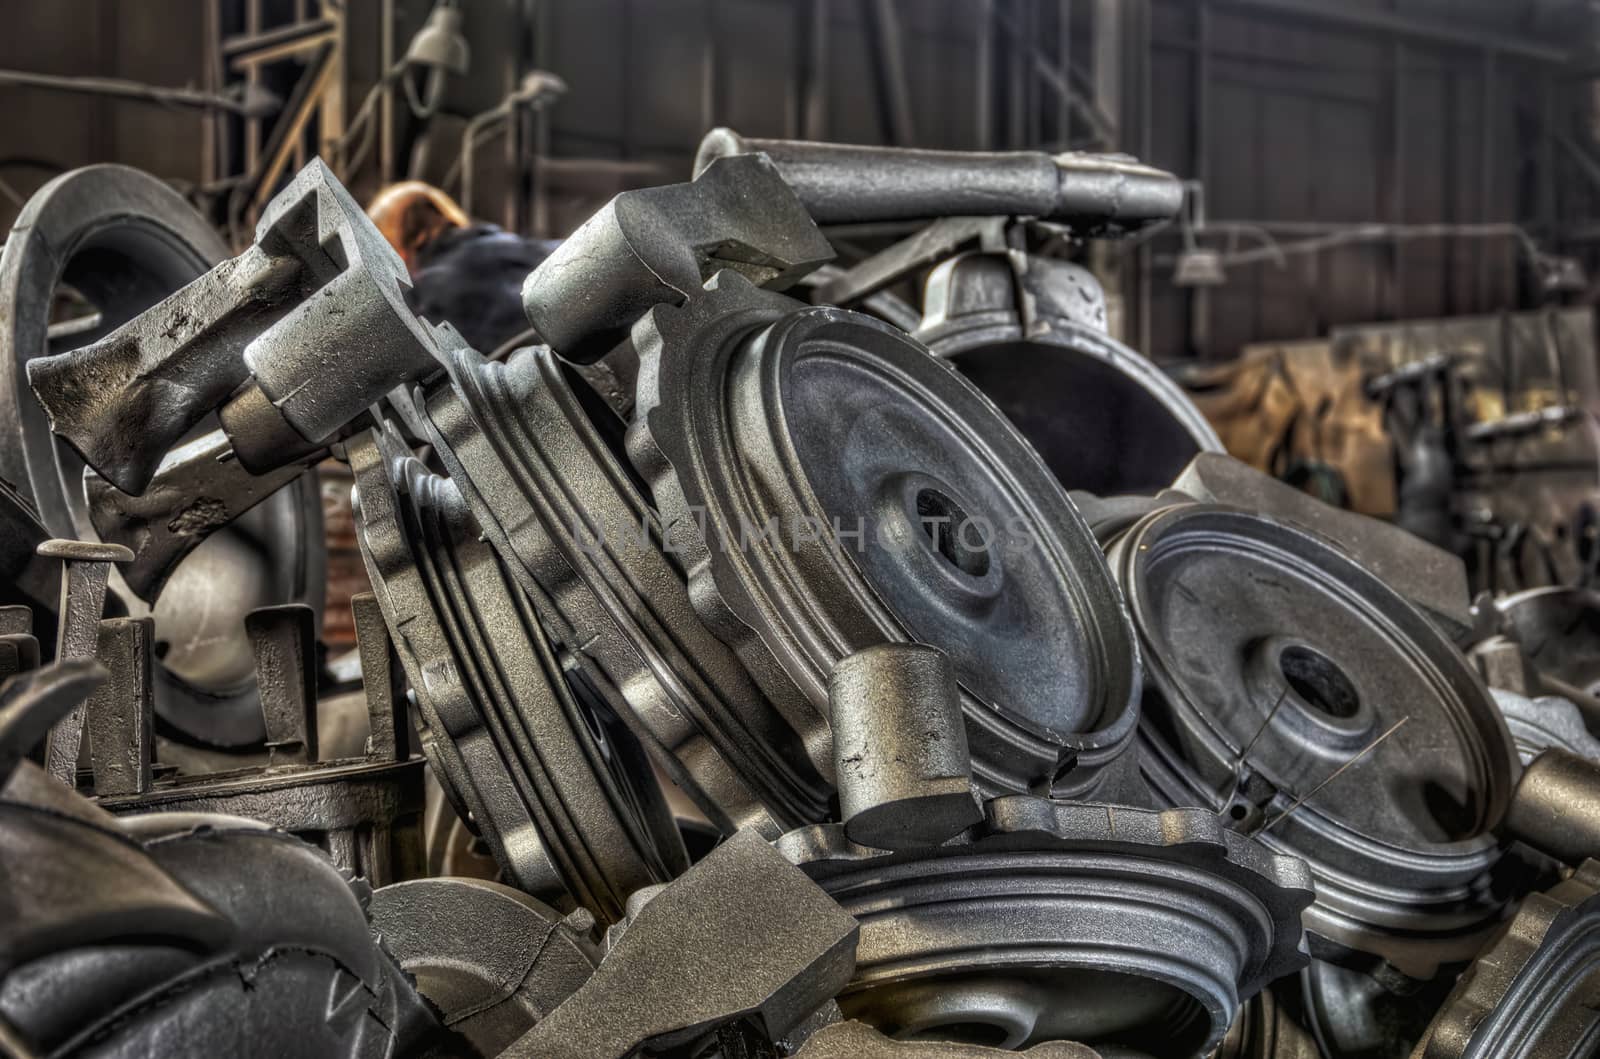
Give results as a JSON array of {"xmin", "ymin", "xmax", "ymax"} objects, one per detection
[
  {"xmin": 0, "ymin": 68, "xmax": 266, "ymax": 116},
  {"xmin": 693, "ymin": 128, "xmax": 1182, "ymax": 232},
  {"xmin": 1501, "ymin": 749, "xmax": 1600, "ymax": 867}
]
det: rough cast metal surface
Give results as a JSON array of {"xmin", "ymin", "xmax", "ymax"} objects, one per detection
[
  {"xmin": 0, "ymin": 660, "xmax": 104, "ymax": 786},
  {"xmin": 830, "ymin": 643, "xmax": 982, "ymax": 850},
  {"xmin": 368, "ymin": 877, "xmax": 599, "ymax": 1055},
  {"xmin": 82, "ymin": 617, "xmax": 155, "ymax": 796},
  {"xmin": 503, "ymin": 829, "xmax": 859, "ymax": 1059},
  {"xmin": 1106, "ymin": 504, "xmax": 1520, "ymax": 977},
  {"xmin": 1413, "ymin": 859, "xmax": 1600, "ymax": 1058},
  {"xmin": 629, "ymin": 271, "xmax": 1142, "ymax": 800},
  {"xmin": 778, "ymin": 797, "xmax": 1313, "ymax": 1056},
  {"xmin": 85, "ymin": 429, "xmax": 322, "ymax": 604},
  {"xmin": 917, "ymin": 250, "xmax": 1223, "ymax": 498},
  {"xmin": 1496, "ymin": 586, "xmax": 1600, "ymax": 698},
  {"xmin": 1490, "ymin": 688, "xmax": 1600, "ymax": 765},
  {"xmin": 244, "ymin": 603, "xmax": 320, "ymax": 764},
  {"xmin": 693, "ymin": 129, "xmax": 1185, "ymax": 233},
  {"xmin": 423, "ymin": 344, "xmax": 831, "ymax": 836},
  {"xmin": 1171, "ymin": 453, "xmax": 1474, "ymax": 635},
  {"xmin": 0, "ymin": 758, "xmax": 441, "ymax": 1058},
  {"xmin": 25, "ymin": 158, "xmax": 452, "ymax": 488},
  {"xmin": 95, "ymin": 755, "xmax": 427, "ymax": 887},
  {"xmin": 349, "ymin": 427, "xmax": 684, "ymax": 921},
  {"xmin": 39, "ymin": 537, "xmax": 125, "ymax": 783},
  {"xmin": 795, "ymin": 1020, "xmax": 1104, "ymax": 1057},
  {"xmin": 521, "ymin": 151, "xmax": 834, "ymax": 364},
  {"xmin": 1501, "ymin": 749, "xmax": 1600, "ymax": 868},
  {"xmin": 0, "ymin": 161, "xmax": 324, "ymax": 748}
]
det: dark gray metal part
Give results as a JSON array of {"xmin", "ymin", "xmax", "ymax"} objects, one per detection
[
  {"xmin": 800, "ymin": 263, "xmax": 923, "ymax": 332},
  {"xmin": 1300, "ymin": 958, "xmax": 1454, "ymax": 1059},
  {"xmin": 795, "ymin": 1020, "xmax": 1105, "ymax": 1058},
  {"xmin": 778, "ymin": 797, "xmax": 1312, "ymax": 1056},
  {"xmin": 0, "ymin": 164, "xmax": 236, "ymax": 522},
  {"xmin": 917, "ymin": 250, "xmax": 1223, "ymax": 499},
  {"xmin": 85, "ymin": 430, "xmax": 323, "ymax": 604},
  {"xmin": 520, "ymin": 152, "xmax": 834, "ymax": 364},
  {"xmin": 1105, "ymin": 502, "xmax": 1519, "ymax": 978},
  {"xmin": 0, "ymin": 759, "xmax": 441, "ymax": 1059},
  {"xmin": 39, "ymin": 538, "xmax": 128, "ymax": 784},
  {"xmin": 368, "ymin": 877, "xmax": 599, "ymax": 1055},
  {"xmin": 503, "ymin": 829, "xmax": 860, "ymax": 1059},
  {"xmin": 1501, "ymin": 749, "xmax": 1600, "ymax": 867},
  {"xmin": 423, "ymin": 344, "xmax": 831, "ymax": 836},
  {"xmin": 349, "ymin": 427, "xmax": 685, "ymax": 921},
  {"xmin": 812, "ymin": 216, "xmax": 1007, "ymax": 307},
  {"xmin": 0, "ymin": 160, "xmax": 325, "ymax": 750},
  {"xmin": 1496, "ymin": 586, "xmax": 1600, "ymax": 702},
  {"xmin": 1471, "ymin": 634, "xmax": 1540, "ymax": 697},
  {"xmin": 1170, "ymin": 453, "xmax": 1473, "ymax": 635},
  {"xmin": 96, "ymin": 755, "xmax": 426, "ymax": 887},
  {"xmin": 0, "ymin": 634, "xmax": 40, "ymax": 687},
  {"xmin": 25, "ymin": 158, "xmax": 453, "ymax": 491},
  {"xmin": 1489, "ymin": 688, "xmax": 1600, "ymax": 765},
  {"xmin": 630, "ymin": 271, "xmax": 1141, "ymax": 801},
  {"xmin": 83, "ymin": 617, "xmax": 154, "ymax": 797},
  {"xmin": 0, "ymin": 661, "xmax": 104, "ymax": 788},
  {"xmin": 245, "ymin": 603, "xmax": 320, "ymax": 764},
  {"xmin": 830, "ymin": 643, "xmax": 981, "ymax": 851},
  {"xmin": 694, "ymin": 128, "xmax": 1184, "ymax": 233},
  {"xmin": 0, "ymin": 485, "xmax": 55, "ymax": 648},
  {"xmin": 1413, "ymin": 859, "xmax": 1600, "ymax": 1058},
  {"xmin": 0, "ymin": 610, "xmax": 32, "ymax": 644},
  {"xmin": 350, "ymin": 591, "xmax": 409, "ymax": 763}
]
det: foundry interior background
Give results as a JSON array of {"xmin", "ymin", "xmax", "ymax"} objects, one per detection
[{"xmin": 2, "ymin": 0, "xmax": 1594, "ymax": 360}]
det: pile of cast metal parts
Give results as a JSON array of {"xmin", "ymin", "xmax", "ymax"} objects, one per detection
[{"xmin": 3, "ymin": 129, "xmax": 1600, "ymax": 1059}]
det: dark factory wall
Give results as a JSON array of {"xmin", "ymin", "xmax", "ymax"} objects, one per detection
[{"xmin": 0, "ymin": 0, "xmax": 1592, "ymax": 365}]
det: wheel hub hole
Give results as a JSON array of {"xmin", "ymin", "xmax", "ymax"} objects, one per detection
[
  {"xmin": 1280, "ymin": 645, "xmax": 1360, "ymax": 719},
  {"xmin": 915, "ymin": 487, "xmax": 990, "ymax": 578}
]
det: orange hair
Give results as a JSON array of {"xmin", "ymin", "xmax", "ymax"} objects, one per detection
[{"xmin": 366, "ymin": 181, "xmax": 471, "ymax": 274}]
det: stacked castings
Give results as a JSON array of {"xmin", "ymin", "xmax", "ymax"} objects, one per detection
[
  {"xmin": 6, "ymin": 131, "xmax": 1592, "ymax": 1058},
  {"xmin": 334, "ymin": 137, "xmax": 1324, "ymax": 1057}
]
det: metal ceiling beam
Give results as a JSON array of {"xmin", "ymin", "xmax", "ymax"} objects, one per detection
[{"xmin": 1212, "ymin": 0, "xmax": 1571, "ymax": 64}]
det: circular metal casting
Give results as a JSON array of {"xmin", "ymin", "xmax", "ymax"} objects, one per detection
[
  {"xmin": 1107, "ymin": 504, "xmax": 1520, "ymax": 977},
  {"xmin": 1414, "ymin": 859, "xmax": 1600, "ymax": 1058},
  {"xmin": 368, "ymin": 877, "xmax": 599, "ymax": 1055},
  {"xmin": 917, "ymin": 251, "xmax": 1221, "ymax": 498},
  {"xmin": 349, "ymin": 428, "xmax": 684, "ymax": 923},
  {"xmin": 778, "ymin": 796, "xmax": 1313, "ymax": 1057},
  {"xmin": 0, "ymin": 164, "xmax": 323, "ymax": 746},
  {"xmin": 423, "ymin": 342, "xmax": 832, "ymax": 836},
  {"xmin": 630, "ymin": 273, "xmax": 1141, "ymax": 798}
]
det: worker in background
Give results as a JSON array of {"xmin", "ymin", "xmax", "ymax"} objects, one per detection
[{"xmin": 367, "ymin": 181, "xmax": 558, "ymax": 356}]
